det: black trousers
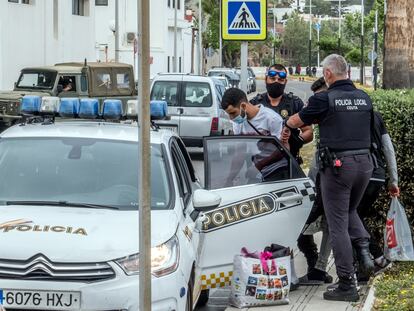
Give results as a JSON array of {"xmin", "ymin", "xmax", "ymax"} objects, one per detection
[
  {"xmin": 357, "ymin": 180, "xmax": 385, "ymax": 259},
  {"xmin": 320, "ymin": 154, "xmax": 373, "ymax": 278}
]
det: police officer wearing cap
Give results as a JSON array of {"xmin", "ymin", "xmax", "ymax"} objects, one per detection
[
  {"xmin": 250, "ymin": 64, "xmax": 313, "ymax": 163},
  {"xmin": 285, "ymin": 54, "xmax": 375, "ymax": 302}
]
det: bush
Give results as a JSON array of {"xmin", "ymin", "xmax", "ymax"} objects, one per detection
[
  {"xmin": 373, "ymin": 262, "xmax": 414, "ymax": 311},
  {"xmin": 366, "ymin": 89, "xmax": 414, "ymax": 243}
]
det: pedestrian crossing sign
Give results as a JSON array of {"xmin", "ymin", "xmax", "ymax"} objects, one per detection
[{"xmin": 222, "ymin": 0, "xmax": 267, "ymax": 41}]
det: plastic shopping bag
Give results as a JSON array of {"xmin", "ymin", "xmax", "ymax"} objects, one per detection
[
  {"xmin": 384, "ymin": 197, "xmax": 414, "ymax": 261},
  {"xmin": 230, "ymin": 252, "xmax": 291, "ymax": 308}
]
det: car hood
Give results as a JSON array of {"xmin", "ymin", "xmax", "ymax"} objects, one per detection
[
  {"xmin": 0, "ymin": 90, "xmax": 52, "ymax": 100},
  {"xmin": 0, "ymin": 205, "xmax": 178, "ymax": 262}
]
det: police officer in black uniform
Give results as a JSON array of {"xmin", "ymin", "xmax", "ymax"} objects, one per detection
[
  {"xmin": 285, "ymin": 54, "xmax": 375, "ymax": 302},
  {"xmin": 250, "ymin": 64, "xmax": 313, "ymax": 163}
]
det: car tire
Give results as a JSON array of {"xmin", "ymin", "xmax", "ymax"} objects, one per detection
[{"xmin": 196, "ymin": 289, "xmax": 210, "ymax": 307}]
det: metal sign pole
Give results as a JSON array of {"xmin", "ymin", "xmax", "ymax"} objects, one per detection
[
  {"xmin": 199, "ymin": 0, "xmax": 203, "ymax": 74},
  {"xmin": 115, "ymin": 0, "xmax": 119, "ymax": 62},
  {"xmin": 173, "ymin": 0, "xmax": 178, "ymax": 72},
  {"xmin": 360, "ymin": 0, "xmax": 365, "ymax": 85},
  {"xmin": 137, "ymin": 0, "xmax": 151, "ymax": 309},
  {"xmin": 240, "ymin": 42, "xmax": 248, "ymax": 93}
]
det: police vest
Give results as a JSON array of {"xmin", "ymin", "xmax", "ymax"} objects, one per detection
[
  {"xmin": 251, "ymin": 93, "xmax": 302, "ymax": 157},
  {"xmin": 319, "ymin": 89, "xmax": 372, "ymax": 150}
]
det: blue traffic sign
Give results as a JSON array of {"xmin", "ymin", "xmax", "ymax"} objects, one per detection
[
  {"xmin": 314, "ymin": 23, "xmax": 321, "ymax": 31},
  {"xmin": 222, "ymin": 0, "xmax": 267, "ymax": 41}
]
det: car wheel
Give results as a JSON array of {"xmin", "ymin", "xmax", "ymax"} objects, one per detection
[
  {"xmin": 197, "ymin": 289, "xmax": 210, "ymax": 307},
  {"xmin": 186, "ymin": 278, "xmax": 194, "ymax": 311}
]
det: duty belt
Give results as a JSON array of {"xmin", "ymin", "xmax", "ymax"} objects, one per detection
[{"xmin": 333, "ymin": 149, "xmax": 370, "ymax": 157}]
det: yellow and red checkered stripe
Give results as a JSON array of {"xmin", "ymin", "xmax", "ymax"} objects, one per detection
[{"xmin": 201, "ymin": 271, "xmax": 233, "ymax": 290}]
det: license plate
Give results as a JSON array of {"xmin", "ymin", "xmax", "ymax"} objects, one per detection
[
  {"xmin": 0, "ymin": 289, "xmax": 81, "ymax": 310},
  {"xmin": 159, "ymin": 126, "xmax": 178, "ymax": 133}
]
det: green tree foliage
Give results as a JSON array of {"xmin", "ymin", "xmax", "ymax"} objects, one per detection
[
  {"xmin": 304, "ymin": 0, "xmax": 333, "ymax": 17},
  {"xmin": 282, "ymin": 13, "xmax": 309, "ymax": 65},
  {"xmin": 201, "ymin": 0, "xmax": 240, "ymax": 67}
]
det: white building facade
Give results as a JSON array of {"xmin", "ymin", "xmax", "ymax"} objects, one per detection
[
  {"xmin": 0, "ymin": 0, "xmax": 96, "ymax": 89},
  {"xmin": 94, "ymin": 0, "xmax": 199, "ymax": 78}
]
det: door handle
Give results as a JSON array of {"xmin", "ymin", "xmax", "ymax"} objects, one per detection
[
  {"xmin": 275, "ymin": 194, "xmax": 303, "ymax": 203},
  {"xmin": 177, "ymin": 108, "xmax": 184, "ymax": 114}
]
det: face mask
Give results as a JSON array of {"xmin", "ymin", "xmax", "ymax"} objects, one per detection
[
  {"xmin": 232, "ymin": 108, "xmax": 247, "ymax": 124},
  {"xmin": 266, "ymin": 82, "xmax": 286, "ymax": 98}
]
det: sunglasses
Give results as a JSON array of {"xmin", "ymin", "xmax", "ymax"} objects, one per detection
[{"xmin": 267, "ymin": 70, "xmax": 287, "ymax": 79}]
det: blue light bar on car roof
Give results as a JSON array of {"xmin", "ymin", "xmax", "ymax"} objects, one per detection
[
  {"xmin": 103, "ymin": 99, "xmax": 123, "ymax": 120},
  {"xmin": 79, "ymin": 98, "xmax": 99, "ymax": 119},
  {"xmin": 21, "ymin": 95, "xmax": 41, "ymax": 114},
  {"xmin": 150, "ymin": 100, "xmax": 168, "ymax": 120},
  {"xmin": 59, "ymin": 98, "xmax": 80, "ymax": 117}
]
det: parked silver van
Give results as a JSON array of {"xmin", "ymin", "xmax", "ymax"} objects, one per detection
[{"xmin": 150, "ymin": 74, "xmax": 232, "ymax": 147}]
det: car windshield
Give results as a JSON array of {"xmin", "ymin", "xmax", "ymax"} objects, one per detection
[
  {"xmin": 0, "ymin": 138, "xmax": 171, "ymax": 210},
  {"xmin": 16, "ymin": 71, "xmax": 57, "ymax": 89}
]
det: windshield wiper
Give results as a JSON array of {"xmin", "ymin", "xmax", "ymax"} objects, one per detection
[{"xmin": 5, "ymin": 200, "xmax": 120, "ymax": 210}]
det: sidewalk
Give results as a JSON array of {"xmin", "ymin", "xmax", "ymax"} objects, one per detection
[{"xmin": 207, "ymin": 233, "xmax": 369, "ymax": 311}]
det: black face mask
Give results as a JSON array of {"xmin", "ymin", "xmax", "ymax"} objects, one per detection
[{"xmin": 266, "ymin": 82, "xmax": 286, "ymax": 98}]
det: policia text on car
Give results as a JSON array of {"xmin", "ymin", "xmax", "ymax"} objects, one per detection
[{"xmin": 285, "ymin": 54, "xmax": 376, "ymax": 302}]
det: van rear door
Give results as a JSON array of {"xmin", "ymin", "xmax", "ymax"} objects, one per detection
[
  {"xmin": 179, "ymin": 80, "xmax": 217, "ymax": 140},
  {"xmin": 150, "ymin": 78, "xmax": 182, "ymax": 135}
]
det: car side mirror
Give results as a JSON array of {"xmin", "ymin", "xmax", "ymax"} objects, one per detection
[
  {"xmin": 193, "ymin": 189, "xmax": 221, "ymax": 212},
  {"xmin": 57, "ymin": 85, "xmax": 63, "ymax": 94}
]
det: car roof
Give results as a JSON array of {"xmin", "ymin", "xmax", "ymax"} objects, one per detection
[
  {"xmin": 152, "ymin": 73, "xmax": 214, "ymax": 83},
  {"xmin": 21, "ymin": 62, "xmax": 133, "ymax": 74},
  {"xmin": 0, "ymin": 121, "xmax": 173, "ymax": 145}
]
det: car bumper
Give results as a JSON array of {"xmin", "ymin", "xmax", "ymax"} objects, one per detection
[{"xmin": 0, "ymin": 264, "xmax": 188, "ymax": 311}]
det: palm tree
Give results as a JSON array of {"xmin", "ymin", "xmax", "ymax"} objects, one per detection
[
  {"xmin": 406, "ymin": 5, "xmax": 414, "ymax": 87},
  {"xmin": 383, "ymin": 0, "xmax": 410, "ymax": 89}
]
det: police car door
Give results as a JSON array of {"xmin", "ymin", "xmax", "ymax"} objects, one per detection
[{"xmin": 198, "ymin": 136, "xmax": 314, "ymax": 290}]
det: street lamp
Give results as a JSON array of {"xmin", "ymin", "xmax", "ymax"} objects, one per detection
[
  {"xmin": 303, "ymin": 1, "xmax": 316, "ymax": 73},
  {"xmin": 360, "ymin": 0, "xmax": 365, "ymax": 85},
  {"xmin": 324, "ymin": 0, "xmax": 346, "ymax": 53}
]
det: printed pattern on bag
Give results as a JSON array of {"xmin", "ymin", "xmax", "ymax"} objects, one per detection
[
  {"xmin": 201, "ymin": 271, "xmax": 233, "ymax": 290},
  {"xmin": 386, "ymin": 218, "xmax": 398, "ymax": 249},
  {"xmin": 231, "ymin": 255, "xmax": 291, "ymax": 308}
]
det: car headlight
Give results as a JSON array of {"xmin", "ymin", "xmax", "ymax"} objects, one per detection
[{"xmin": 115, "ymin": 235, "xmax": 179, "ymax": 277}]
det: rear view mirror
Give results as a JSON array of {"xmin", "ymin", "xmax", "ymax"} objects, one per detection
[{"xmin": 193, "ymin": 189, "xmax": 221, "ymax": 212}]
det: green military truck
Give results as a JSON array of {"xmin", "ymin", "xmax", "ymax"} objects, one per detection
[{"xmin": 0, "ymin": 62, "xmax": 136, "ymax": 129}]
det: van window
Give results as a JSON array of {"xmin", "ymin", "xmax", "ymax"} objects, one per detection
[
  {"xmin": 151, "ymin": 81, "xmax": 179, "ymax": 107},
  {"xmin": 184, "ymin": 82, "xmax": 212, "ymax": 107}
]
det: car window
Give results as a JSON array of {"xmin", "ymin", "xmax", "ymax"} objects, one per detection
[
  {"xmin": 16, "ymin": 71, "xmax": 57, "ymax": 89},
  {"xmin": 151, "ymin": 81, "xmax": 179, "ymax": 107},
  {"xmin": 183, "ymin": 82, "xmax": 212, "ymax": 107},
  {"xmin": 58, "ymin": 75, "xmax": 77, "ymax": 92},
  {"xmin": 205, "ymin": 137, "xmax": 302, "ymax": 190},
  {"xmin": 171, "ymin": 143, "xmax": 192, "ymax": 205},
  {"xmin": 116, "ymin": 73, "xmax": 130, "ymax": 89},
  {"xmin": 0, "ymin": 138, "xmax": 171, "ymax": 210},
  {"xmin": 96, "ymin": 72, "xmax": 112, "ymax": 90}
]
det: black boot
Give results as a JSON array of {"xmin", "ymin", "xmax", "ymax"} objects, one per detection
[
  {"xmin": 323, "ymin": 276, "xmax": 359, "ymax": 302},
  {"xmin": 354, "ymin": 239, "xmax": 375, "ymax": 277},
  {"xmin": 299, "ymin": 268, "xmax": 333, "ymax": 285}
]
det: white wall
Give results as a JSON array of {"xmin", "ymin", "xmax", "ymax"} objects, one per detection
[
  {"xmin": 94, "ymin": 0, "xmax": 196, "ymax": 78},
  {"xmin": 0, "ymin": 0, "xmax": 96, "ymax": 90}
]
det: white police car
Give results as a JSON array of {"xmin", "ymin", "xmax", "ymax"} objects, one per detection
[{"xmin": 0, "ymin": 96, "xmax": 314, "ymax": 310}]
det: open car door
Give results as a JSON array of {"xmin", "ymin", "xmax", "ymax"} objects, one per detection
[{"xmin": 198, "ymin": 136, "xmax": 314, "ymax": 291}]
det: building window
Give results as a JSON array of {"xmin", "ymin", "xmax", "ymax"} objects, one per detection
[
  {"xmin": 21, "ymin": 0, "xmax": 31, "ymax": 4},
  {"xmin": 179, "ymin": 57, "xmax": 182, "ymax": 73},
  {"xmin": 167, "ymin": 56, "xmax": 170, "ymax": 73},
  {"xmin": 177, "ymin": 0, "xmax": 180, "ymax": 10},
  {"xmin": 8, "ymin": 0, "xmax": 19, "ymax": 3},
  {"xmin": 167, "ymin": 0, "xmax": 170, "ymax": 8},
  {"xmin": 73, "ymin": 0, "xmax": 89, "ymax": 16},
  {"xmin": 95, "ymin": 0, "xmax": 108, "ymax": 6}
]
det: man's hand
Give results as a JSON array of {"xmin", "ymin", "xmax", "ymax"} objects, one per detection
[
  {"xmin": 281, "ymin": 127, "xmax": 291, "ymax": 144},
  {"xmin": 389, "ymin": 184, "xmax": 400, "ymax": 197}
]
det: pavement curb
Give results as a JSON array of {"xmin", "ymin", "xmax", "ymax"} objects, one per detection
[{"xmin": 361, "ymin": 284, "xmax": 376, "ymax": 311}]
